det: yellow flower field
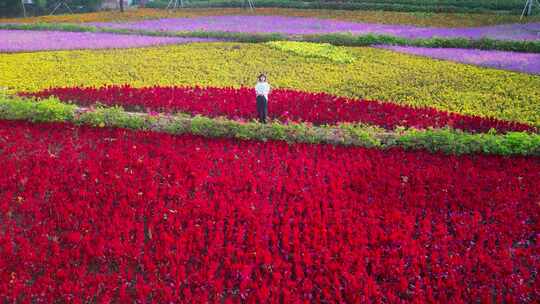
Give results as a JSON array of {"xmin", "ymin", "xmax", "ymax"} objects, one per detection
[
  {"xmin": 1, "ymin": 8, "xmax": 538, "ymax": 28},
  {"xmin": 266, "ymin": 41, "xmax": 355, "ymax": 63},
  {"xmin": 1, "ymin": 43, "xmax": 539, "ymax": 126}
]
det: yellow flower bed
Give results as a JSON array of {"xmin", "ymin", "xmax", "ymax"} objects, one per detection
[
  {"xmin": 1, "ymin": 8, "xmax": 538, "ymax": 28},
  {"xmin": 266, "ymin": 41, "xmax": 355, "ymax": 64},
  {"xmin": 1, "ymin": 43, "xmax": 538, "ymax": 126}
]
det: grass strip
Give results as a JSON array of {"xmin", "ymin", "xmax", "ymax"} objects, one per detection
[
  {"xmin": 1, "ymin": 95, "xmax": 538, "ymax": 156},
  {"xmin": 2, "ymin": 23, "xmax": 540, "ymax": 53}
]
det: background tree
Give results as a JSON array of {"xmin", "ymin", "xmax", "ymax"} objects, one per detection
[{"xmin": 0, "ymin": 0, "xmax": 24, "ymax": 16}]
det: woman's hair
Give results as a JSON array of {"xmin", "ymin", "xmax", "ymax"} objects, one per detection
[{"xmin": 258, "ymin": 73, "xmax": 267, "ymax": 82}]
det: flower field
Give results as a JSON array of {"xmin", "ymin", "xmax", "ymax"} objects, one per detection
[
  {"xmin": 377, "ymin": 45, "xmax": 540, "ymax": 75},
  {"xmin": 2, "ymin": 43, "xmax": 540, "ymax": 126},
  {"xmin": 2, "ymin": 8, "xmax": 538, "ymax": 27},
  {"xmin": 266, "ymin": 41, "xmax": 356, "ymax": 64},
  {"xmin": 1, "ymin": 6, "xmax": 539, "ymax": 302},
  {"xmin": 89, "ymin": 15, "xmax": 540, "ymax": 40},
  {"xmin": 0, "ymin": 30, "xmax": 217, "ymax": 53},
  {"xmin": 1, "ymin": 120, "xmax": 539, "ymax": 302},
  {"xmin": 26, "ymin": 85, "xmax": 536, "ymax": 133}
]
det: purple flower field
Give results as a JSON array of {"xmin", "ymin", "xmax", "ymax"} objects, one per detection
[
  {"xmin": 89, "ymin": 15, "xmax": 540, "ymax": 41},
  {"xmin": 0, "ymin": 30, "xmax": 217, "ymax": 53},
  {"xmin": 377, "ymin": 45, "xmax": 540, "ymax": 75}
]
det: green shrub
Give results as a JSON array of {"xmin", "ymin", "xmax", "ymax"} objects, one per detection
[
  {"xmin": 1, "ymin": 96, "xmax": 539, "ymax": 156},
  {"xmin": 0, "ymin": 96, "xmax": 75, "ymax": 122}
]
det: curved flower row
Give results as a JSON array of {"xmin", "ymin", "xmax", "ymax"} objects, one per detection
[
  {"xmin": 89, "ymin": 15, "xmax": 540, "ymax": 41},
  {"xmin": 1, "ymin": 7, "xmax": 535, "ymax": 28},
  {"xmin": 25, "ymin": 85, "xmax": 537, "ymax": 133},
  {"xmin": 0, "ymin": 30, "xmax": 218, "ymax": 53},
  {"xmin": 266, "ymin": 41, "xmax": 356, "ymax": 64},
  {"xmin": 378, "ymin": 45, "xmax": 540, "ymax": 74},
  {"xmin": 1, "ymin": 120, "xmax": 538, "ymax": 302},
  {"xmin": 377, "ymin": 45, "xmax": 540, "ymax": 75},
  {"xmin": 3, "ymin": 43, "xmax": 539, "ymax": 126}
]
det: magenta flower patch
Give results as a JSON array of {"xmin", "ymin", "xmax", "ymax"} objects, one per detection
[
  {"xmin": 90, "ymin": 15, "xmax": 540, "ymax": 41},
  {"xmin": 377, "ymin": 45, "xmax": 540, "ymax": 75},
  {"xmin": 0, "ymin": 30, "xmax": 217, "ymax": 53}
]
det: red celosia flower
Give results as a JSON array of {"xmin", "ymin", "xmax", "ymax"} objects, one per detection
[
  {"xmin": 0, "ymin": 120, "xmax": 538, "ymax": 302},
  {"xmin": 22, "ymin": 85, "xmax": 537, "ymax": 133}
]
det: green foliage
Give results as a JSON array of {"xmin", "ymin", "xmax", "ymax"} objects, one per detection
[
  {"xmin": 1, "ymin": 95, "xmax": 539, "ymax": 156},
  {"xmin": 190, "ymin": 115, "xmax": 231, "ymax": 137},
  {"xmin": 268, "ymin": 122, "xmax": 288, "ymax": 140},
  {"xmin": 163, "ymin": 114, "xmax": 189, "ymax": 134},
  {"xmin": 173, "ymin": 30, "xmax": 287, "ymax": 43},
  {"xmin": 397, "ymin": 128, "xmax": 540, "ymax": 156},
  {"xmin": 304, "ymin": 33, "xmax": 540, "ymax": 53},
  {"xmin": 0, "ymin": 22, "xmax": 98, "ymax": 32},
  {"xmin": 229, "ymin": 121, "xmax": 262, "ymax": 140},
  {"xmin": 338, "ymin": 123, "xmax": 384, "ymax": 148},
  {"xmin": 77, "ymin": 106, "xmax": 152, "ymax": 129},
  {"xmin": 0, "ymin": 96, "xmax": 75, "ymax": 122},
  {"xmin": 32, "ymin": 98, "xmax": 76, "ymax": 122}
]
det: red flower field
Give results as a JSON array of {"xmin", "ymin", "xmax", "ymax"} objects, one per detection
[
  {"xmin": 1, "ymin": 120, "xmax": 538, "ymax": 302},
  {"xmin": 25, "ymin": 85, "xmax": 537, "ymax": 133}
]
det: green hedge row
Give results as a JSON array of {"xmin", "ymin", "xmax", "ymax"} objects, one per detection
[
  {"xmin": 3, "ymin": 23, "xmax": 540, "ymax": 53},
  {"xmin": 303, "ymin": 33, "xmax": 540, "ymax": 53},
  {"xmin": 1, "ymin": 96, "xmax": 539, "ymax": 156}
]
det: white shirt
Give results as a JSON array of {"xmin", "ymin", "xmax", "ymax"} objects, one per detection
[{"xmin": 255, "ymin": 82, "xmax": 270, "ymax": 99}]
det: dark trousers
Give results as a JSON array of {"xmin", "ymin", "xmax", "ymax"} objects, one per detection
[{"xmin": 256, "ymin": 95, "xmax": 268, "ymax": 123}]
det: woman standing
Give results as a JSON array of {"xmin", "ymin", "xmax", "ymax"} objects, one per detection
[{"xmin": 255, "ymin": 73, "xmax": 271, "ymax": 124}]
